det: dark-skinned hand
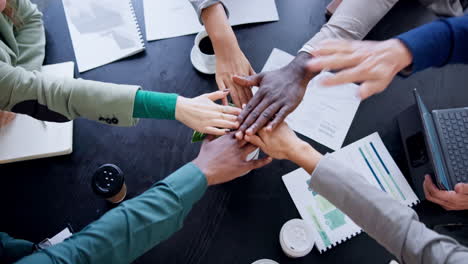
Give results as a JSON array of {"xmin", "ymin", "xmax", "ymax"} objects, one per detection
[
  {"xmin": 232, "ymin": 52, "xmax": 315, "ymax": 139},
  {"xmin": 192, "ymin": 133, "xmax": 272, "ymax": 185}
]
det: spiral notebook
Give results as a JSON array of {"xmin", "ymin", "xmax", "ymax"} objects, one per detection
[
  {"xmin": 62, "ymin": 0, "xmax": 145, "ymax": 72},
  {"xmin": 282, "ymin": 133, "xmax": 419, "ymax": 253}
]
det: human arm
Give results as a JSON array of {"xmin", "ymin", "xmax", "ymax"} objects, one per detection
[
  {"xmin": 14, "ymin": 134, "xmax": 271, "ymax": 264},
  {"xmin": 246, "ymin": 123, "xmax": 468, "ymax": 264},
  {"xmin": 14, "ymin": 0, "xmax": 46, "ymax": 71},
  {"xmin": 307, "ymin": 16, "xmax": 468, "ymax": 99},
  {"xmin": 231, "ymin": 0, "xmax": 397, "ymax": 136},
  {"xmin": 300, "ymin": 0, "xmax": 397, "ymax": 53},
  {"xmin": 0, "ymin": 58, "xmax": 241, "ymax": 133},
  {"xmin": 194, "ymin": 1, "xmax": 254, "ymax": 107}
]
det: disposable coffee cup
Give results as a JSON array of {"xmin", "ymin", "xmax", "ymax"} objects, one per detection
[
  {"xmin": 92, "ymin": 164, "xmax": 127, "ymax": 204},
  {"xmin": 190, "ymin": 30, "xmax": 216, "ymax": 74},
  {"xmin": 251, "ymin": 259, "xmax": 279, "ymax": 264},
  {"xmin": 279, "ymin": 219, "xmax": 314, "ymax": 258}
]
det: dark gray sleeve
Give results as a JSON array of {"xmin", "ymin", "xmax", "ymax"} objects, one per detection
[
  {"xmin": 188, "ymin": 0, "xmax": 229, "ymax": 24},
  {"xmin": 310, "ymin": 157, "xmax": 468, "ymax": 264}
]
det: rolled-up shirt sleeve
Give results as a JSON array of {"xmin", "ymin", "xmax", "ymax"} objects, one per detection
[
  {"xmin": 188, "ymin": 0, "xmax": 229, "ymax": 25},
  {"xmin": 310, "ymin": 156, "xmax": 468, "ymax": 264}
]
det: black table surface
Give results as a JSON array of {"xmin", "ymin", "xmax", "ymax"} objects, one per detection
[{"xmin": 2, "ymin": 0, "xmax": 468, "ymax": 263}]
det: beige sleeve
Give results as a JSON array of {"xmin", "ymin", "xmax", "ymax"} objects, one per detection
[{"xmin": 300, "ymin": 0, "xmax": 399, "ymax": 54}]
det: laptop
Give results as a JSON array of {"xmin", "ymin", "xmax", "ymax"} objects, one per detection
[{"xmin": 411, "ymin": 89, "xmax": 468, "ymax": 191}]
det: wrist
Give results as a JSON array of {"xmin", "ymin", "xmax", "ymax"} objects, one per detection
[
  {"xmin": 286, "ymin": 52, "xmax": 316, "ymax": 85},
  {"xmin": 175, "ymin": 96, "xmax": 188, "ymax": 122},
  {"xmin": 390, "ymin": 39, "xmax": 413, "ymax": 72},
  {"xmin": 288, "ymin": 141, "xmax": 322, "ymax": 174},
  {"xmin": 192, "ymin": 158, "xmax": 214, "ymax": 186}
]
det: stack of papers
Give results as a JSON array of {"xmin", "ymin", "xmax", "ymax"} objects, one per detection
[
  {"xmin": 282, "ymin": 133, "xmax": 419, "ymax": 252},
  {"xmin": 258, "ymin": 48, "xmax": 361, "ymax": 150},
  {"xmin": 62, "ymin": 0, "xmax": 145, "ymax": 72},
  {"xmin": 144, "ymin": 0, "xmax": 279, "ymax": 40}
]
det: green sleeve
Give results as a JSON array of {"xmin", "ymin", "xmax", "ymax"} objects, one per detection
[
  {"xmin": 132, "ymin": 90, "xmax": 178, "ymax": 120},
  {"xmin": 14, "ymin": 163, "xmax": 207, "ymax": 264},
  {"xmin": 14, "ymin": 0, "xmax": 46, "ymax": 71},
  {"xmin": 0, "ymin": 233, "xmax": 34, "ymax": 263}
]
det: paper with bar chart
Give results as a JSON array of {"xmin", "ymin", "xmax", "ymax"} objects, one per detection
[{"xmin": 282, "ymin": 132, "xmax": 418, "ymax": 253}]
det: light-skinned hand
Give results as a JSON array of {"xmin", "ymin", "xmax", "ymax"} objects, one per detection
[
  {"xmin": 307, "ymin": 39, "xmax": 413, "ymax": 99},
  {"xmin": 423, "ymin": 175, "xmax": 468, "ymax": 211},
  {"xmin": 216, "ymin": 48, "xmax": 255, "ymax": 107},
  {"xmin": 175, "ymin": 90, "xmax": 241, "ymax": 136},
  {"xmin": 233, "ymin": 52, "xmax": 316, "ymax": 139},
  {"xmin": 193, "ymin": 133, "xmax": 272, "ymax": 185},
  {"xmin": 0, "ymin": 111, "xmax": 15, "ymax": 128},
  {"xmin": 244, "ymin": 122, "xmax": 322, "ymax": 174},
  {"xmin": 201, "ymin": 3, "xmax": 254, "ymax": 107}
]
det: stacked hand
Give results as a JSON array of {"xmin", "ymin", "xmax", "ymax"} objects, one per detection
[
  {"xmin": 193, "ymin": 133, "xmax": 272, "ymax": 185},
  {"xmin": 244, "ymin": 122, "xmax": 322, "ymax": 174},
  {"xmin": 216, "ymin": 47, "xmax": 255, "ymax": 107},
  {"xmin": 175, "ymin": 90, "xmax": 241, "ymax": 136},
  {"xmin": 233, "ymin": 52, "xmax": 315, "ymax": 139},
  {"xmin": 307, "ymin": 39, "xmax": 413, "ymax": 99}
]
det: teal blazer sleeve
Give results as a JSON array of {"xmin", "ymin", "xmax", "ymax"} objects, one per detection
[{"xmin": 14, "ymin": 163, "xmax": 207, "ymax": 264}]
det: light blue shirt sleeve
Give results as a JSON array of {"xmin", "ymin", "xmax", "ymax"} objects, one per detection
[{"xmin": 15, "ymin": 163, "xmax": 207, "ymax": 264}]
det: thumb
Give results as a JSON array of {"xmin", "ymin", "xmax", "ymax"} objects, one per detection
[
  {"xmin": 205, "ymin": 90, "xmax": 229, "ymax": 101},
  {"xmin": 455, "ymin": 183, "xmax": 468, "ymax": 194},
  {"xmin": 359, "ymin": 83, "xmax": 375, "ymax": 100},
  {"xmin": 248, "ymin": 156, "xmax": 273, "ymax": 170},
  {"xmin": 232, "ymin": 73, "xmax": 263, "ymax": 87}
]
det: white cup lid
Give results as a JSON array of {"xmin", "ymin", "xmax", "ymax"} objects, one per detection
[
  {"xmin": 279, "ymin": 219, "xmax": 314, "ymax": 258},
  {"xmin": 251, "ymin": 259, "xmax": 279, "ymax": 264}
]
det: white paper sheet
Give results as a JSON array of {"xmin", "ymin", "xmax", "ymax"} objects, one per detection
[
  {"xmin": 49, "ymin": 227, "xmax": 73, "ymax": 245},
  {"xmin": 0, "ymin": 62, "xmax": 75, "ymax": 164},
  {"xmin": 62, "ymin": 0, "xmax": 145, "ymax": 72},
  {"xmin": 282, "ymin": 132, "xmax": 419, "ymax": 253},
  {"xmin": 259, "ymin": 48, "xmax": 361, "ymax": 150},
  {"xmin": 144, "ymin": 0, "xmax": 279, "ymax": 41}
]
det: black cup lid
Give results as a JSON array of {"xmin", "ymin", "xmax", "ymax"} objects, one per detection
[{"xmin": 92, "ymin": 164, "xmax": 124, "ymax": 198}]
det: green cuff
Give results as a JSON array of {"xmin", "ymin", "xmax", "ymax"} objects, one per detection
[
  {"xmin": 162, "ymin": 163, "xmax": 208, "ymax": 209},
  {"xmin": 132, "ymin": 90, "xmax": 178, "ymax": 120}
]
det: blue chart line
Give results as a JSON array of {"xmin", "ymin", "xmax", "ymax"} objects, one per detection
[
  {"xmin": 359, "ymin": 147, "xmax": 386, "ymax": 192},
  {"xmin": 370, "ymin": 142, "xmax": 406, "ymax": 200}
]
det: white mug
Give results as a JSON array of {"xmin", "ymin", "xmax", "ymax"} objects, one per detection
[{"xmin": 190, "ymin": 30, "xmax": 216, "ymax": 74}]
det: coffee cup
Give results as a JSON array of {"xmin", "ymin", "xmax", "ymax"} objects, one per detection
[
  {"xmin": 190, "ymin": 30, "xmax": 216, "ymax": 74},
  {"xmin": 92, "ymin": 164, "xmax": 127, "ymax": 204}
]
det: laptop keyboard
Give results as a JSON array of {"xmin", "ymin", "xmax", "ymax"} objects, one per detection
[{"xmin": 436, "ymin": 110, "xmax": 468, "ymax": 183}]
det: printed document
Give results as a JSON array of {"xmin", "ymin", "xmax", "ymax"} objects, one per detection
[
  {"xmin": 282, "ymin": 132, "xmax": 419, "ymax": 252},
  {"xmin": 144, "ymin": 0, "xmax": 279, "ymax": 40},
  {"xmin": 62, "ymin": 0, "xmax": 145, "ymax": 72}
]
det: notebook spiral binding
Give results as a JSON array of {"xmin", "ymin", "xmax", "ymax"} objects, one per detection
[{"xmin": 128, "ymin": 0, "xmax": 145, "ymax": 48}]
